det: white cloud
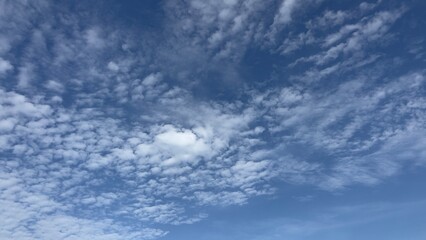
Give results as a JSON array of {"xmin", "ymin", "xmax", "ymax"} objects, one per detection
[
  {"xmin": 45, "ymin": 80, "xmax": 64, "ymax": 92},
  {"xmin": 85, "ymin": 28, "xmax": 105, "ymax": 48},
  {"xmin": 1, "ymin": 1, "xmax": 425, "ymax": 239},
  {"xmin": 0, "ymin": 120, "xmax": 16, "ymax": 134},
  {"xmin": 142, "ymin": 73, "xmax": 162, "ymax": 87},
  {"xmin": 274, "ymin": 0, "xmax": 298, "ymax": 25},
  {"xmin": 307, "ymin": 10, "xmax": 350, "ymax": 29},
  {"xmin": 0, "ymin": 85, "xmax": 277, "ymax": 235},
  {"xmin": 194, "ymin": 191, "xmax": 248, "ymax": 206},
  {"xmin": 0, "ymin": 57, "xmax": 13, "ymax": 73},
  {"xmin": 292, "ymin": 8, "xmax": 405, "ymax": 67},
  {"xmin": 17, "ymin": 64, "xmax": 34, "ymax": 88},
  {"xmin": 107, "ymin": 61, "xmax": 120, "ymax": 71}
]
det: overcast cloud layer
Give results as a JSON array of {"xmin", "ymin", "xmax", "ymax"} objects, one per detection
[{"xmin": 1, "ymin": 1, "xmax": 426, "ymax": 239}]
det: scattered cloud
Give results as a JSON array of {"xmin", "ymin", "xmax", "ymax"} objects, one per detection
[{"xmin": 1, "ymin": 0, "xmax": 425, "ymax": 239}]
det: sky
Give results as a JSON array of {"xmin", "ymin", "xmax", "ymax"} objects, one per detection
[{"xmin": 0, "ymin": 0, "xmax": 426, "ymax": 239}]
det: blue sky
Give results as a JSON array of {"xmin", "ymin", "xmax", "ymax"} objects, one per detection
[{"xmin": 0, "ymin": 0, "xmax": 425, "ymax": 239}]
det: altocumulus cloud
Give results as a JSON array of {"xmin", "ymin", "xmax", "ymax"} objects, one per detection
[{"xmin": 0, "ymin": 0, "xmax": 426, "ymax": 239}]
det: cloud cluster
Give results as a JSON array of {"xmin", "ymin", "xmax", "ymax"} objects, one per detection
[
  {"xmin": 1, "ymin": 0, "xmax": 425, "ymax": 239},
  {"xmin": 0, "ymin": 83, "xmax": 274, "ymax": 236}
]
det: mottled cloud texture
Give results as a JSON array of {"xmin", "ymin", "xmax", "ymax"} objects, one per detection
[{"xmin": 1, "ymin": 0, "xmax": 425, "ymax": 239}]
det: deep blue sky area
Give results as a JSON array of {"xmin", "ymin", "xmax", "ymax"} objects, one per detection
[{"xmin": 0, "ymin": 1, "xmax": 425, "ymax": 239}]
